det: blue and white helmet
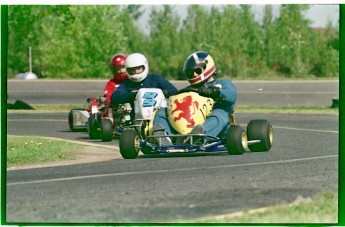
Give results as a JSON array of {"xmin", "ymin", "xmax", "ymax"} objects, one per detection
[{"xmin": 183, "ymin": 51, "xmax": 216, "ymax": 86}]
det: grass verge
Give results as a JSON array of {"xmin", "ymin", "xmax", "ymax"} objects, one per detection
[
  {"xmin": 182, "ymin": 192, "xmax": 338, "ymax": 223},
  {"xmin": 236, "ymin": 105, "xmax": 339, "ymax": 115},
  {"xmin": 7, "ymin": 136, "xmax": 80, "ymax": 165}
]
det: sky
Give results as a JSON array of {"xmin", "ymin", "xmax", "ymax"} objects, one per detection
[{"xmin": 138, "ymin": 4, "xmax": 339, "ymax": 34}]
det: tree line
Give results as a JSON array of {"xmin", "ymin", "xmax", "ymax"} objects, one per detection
[{"xmin": 7, "ymin": 5, "xmax": 339, "ymax": 79}]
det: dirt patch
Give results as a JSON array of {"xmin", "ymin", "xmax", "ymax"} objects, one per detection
[{"xmin": 7, "ymin": 146, "xmax": 122, "ymax": 171}]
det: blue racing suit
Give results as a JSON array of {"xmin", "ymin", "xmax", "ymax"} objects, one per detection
[{"xmin": 154, "ymin": 78, "xmax": 237, "ymax": 137}]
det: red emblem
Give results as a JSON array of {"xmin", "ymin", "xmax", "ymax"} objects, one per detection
[{"xmin": 170, "ymin": 95, "xmax": 199, "ymax": 127}]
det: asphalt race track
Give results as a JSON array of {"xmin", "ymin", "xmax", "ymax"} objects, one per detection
[
  {"xmin": 5, "ymin": 80, "xmax": 339, "ymax": 223},
  {"xmin": 7, "ymin": 79, "xmax": 339, "ymax": 107}
]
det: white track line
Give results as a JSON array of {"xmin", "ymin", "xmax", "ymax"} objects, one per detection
[
  {"xmin": 8, "ymin": 154, "xmax": 338, "ymax": 186},
  {"xmin": 273, "ymin": 126, "xmax": 338, "ymax": 134}
]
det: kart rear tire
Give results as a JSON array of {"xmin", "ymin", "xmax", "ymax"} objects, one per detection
[
  {"xmin": 88, "ymin": 113, "xmax": 101, "ymax": 139},
  {"xmin": 101, "ymin": 119, "xmax": 113, "ymax": 142},
  {"xmin": 247, "ymin": 120, "xmax": 273, "ymax": 152},
  {"xmin": 68, "ymin": 108, "xmax": 85, "ymax": 132},
  {"xmin": 225, "ymin": 125, "xmax": 247, "ymax": 155},
  {"xmin": 119, "ymin": 129, "xmax": 140, "ymax": 159}
]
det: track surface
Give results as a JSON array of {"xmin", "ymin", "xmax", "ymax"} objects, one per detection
[
  {"xmin": 7, "ymin": 79, "xmax": 339, "ymax": 106},
  {"xmin": 5, "ymin": 80, "xmax": 339, "ymax": 223}
]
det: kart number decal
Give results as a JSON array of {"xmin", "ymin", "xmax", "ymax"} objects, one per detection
[{"xmin": 142, "ymin": 92, "xmax": 158, "ymax": 107}]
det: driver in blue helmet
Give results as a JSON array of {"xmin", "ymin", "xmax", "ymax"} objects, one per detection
[{"xmin": 152, "ymin": 51, "xmax": 238, "ymax": 145}]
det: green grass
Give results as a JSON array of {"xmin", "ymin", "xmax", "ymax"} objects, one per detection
[
  {"xmin": 7, "ymin": 136, "xmax": 80, "ymax": 165},
  {"xmin": 181, "ymin": 192, "xmax": 338, "ymax": 223},
  {"xmin": 235, "ymin": 105, "xmax": 339, "ymax": 115}
]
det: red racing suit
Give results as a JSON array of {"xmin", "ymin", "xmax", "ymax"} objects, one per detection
[{"xmin": 103, "ymin": 75, "xmax": 128, "ymax": 103}]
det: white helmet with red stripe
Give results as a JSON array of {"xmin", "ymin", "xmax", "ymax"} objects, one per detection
[{"xmin": 183, "ymin": 51, "xmax": 216, "ymax": 86}]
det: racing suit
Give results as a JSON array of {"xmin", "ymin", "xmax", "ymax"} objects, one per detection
[
  {"xmin": 103, "ymin": 76, "xmax": 128, "ymax": 103},
  {"xmin": 153, "ymin": 77, "xmax": 237, "ymax": 138}
]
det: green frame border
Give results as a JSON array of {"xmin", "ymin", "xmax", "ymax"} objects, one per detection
[
  {"xmin": 1, "ymin": 4, "xmax": 8, "ymax": 225},
  {"xmin": 338, "ymin": 3, "xmax": 344, "ymax": 227}
]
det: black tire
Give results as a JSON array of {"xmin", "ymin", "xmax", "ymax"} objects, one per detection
[
  {"xmin": 101, "ymin": 119, "xmax": 113, "ymax": 142},
  {"xmin": 247, "ymin": 120, "xmax": 273, "ymax": 152},
  {"xmin": 68, "ymin": 109, "xmax": 75, "ymax": 131},
  {"xmin": 225, "ymin": 125, "xmax": 247, "ymax": 155},
  {"xmin": 68, "ymin": 108, "xmax": 85, "ymax": 132},
  {"xmin": 119, "ymin": 129, "xmax": 140, "ymax": 159},
  {"xmin": 88, "ymin": 113, "xmax": 101, "ymax": 139}
]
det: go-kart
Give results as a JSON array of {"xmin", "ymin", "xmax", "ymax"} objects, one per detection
[
  {"xmin": 119, "ymin": 88, "xmax": 273, "ymax": 159},
  {"xmin": 98, "ymin": 103, "xmax": 132, "ymax": 142},
  {"xmin": 68, "ymin": 96, "xmax": 106, "ymax": 134},
  {"xmin": 68, "ymin": 96, "xmax": 132, "ymax": 141}
]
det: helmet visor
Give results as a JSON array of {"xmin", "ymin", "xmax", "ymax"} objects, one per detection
[
  {"xmin": 185, "ymin": 67, "xmax": 204, "ymax": 79},
  {"xmin": 110, "ymin": 65, "xmax": 125, "ymax": 75},
  {"xmin": 127, "ymin": 66, "xmax": 145, "ymax": 75}
]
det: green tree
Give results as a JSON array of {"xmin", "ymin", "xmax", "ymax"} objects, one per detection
[
  {"xmin": 261, "ymin": 5, "xmax": 276, "ymax": 76},
  {"xmin": 270, "ymin": 4, "xmax": 312, "ymax": 77},
  {"xmin": 147, "ymin": 5, "xmax": 183, "ymax": 78},
  {"xmin": 237, "ymin": 5, "xmax": 266, "ymax": 77},
  {"xmin": 37, "ymin": 5, "xmax": 129, "ymax": 78},
  {"xmin": 119, "ymin": 5, "xmax": 148, "ymax": 53},
  {"xmin": 7, "ymin": 4, "xmax": 339, "ymax": 79},
  {"xmin": 308, "ymin": 22, "xmax": 339, "ymax": 77},
  {"xmin": 8, "ymin": 5, "xmax": 74, "ymax": 77}
]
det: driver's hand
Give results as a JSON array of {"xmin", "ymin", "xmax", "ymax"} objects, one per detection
[
  {"xmin": 198, "ymin": 86, "xmax": 221, "ymax": 99},
  {"xmin": 129, "ymin": 90, "xmax": 138, "ymax": 102},
  {"xmin": 98, "ymin": 96, "xmax": 106, "ymax": 103},
  {"xmin": 163, "ymin": 90, "xmax": 170, "ymax": 98}
]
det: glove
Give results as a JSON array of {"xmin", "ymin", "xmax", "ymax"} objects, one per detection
[
  {"xmin": 98, "ymin": 96, "xmax": 106, "ymax": 103},
  {"xmin": 163, "ymin": 90, "xmax": 170, "ymax": 98},
  {"xmin": 128, "ymin": 91, "xmax": 138, "ymax": 102},
  {"xmin": 198, "ymin": 86, "xmax": 220, "ymax": 100}
]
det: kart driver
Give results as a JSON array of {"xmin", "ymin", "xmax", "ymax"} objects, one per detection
[
  {"xmin": 110, "ymin": 52, "xmax": 178, "ymax": 119},
  {"xmin": 152, "ymin": 51, "xmax": 238, "ymax": 145},
  {"xmin": 103, "ymin": 54, "xmax": 129, "ymax": 103}
]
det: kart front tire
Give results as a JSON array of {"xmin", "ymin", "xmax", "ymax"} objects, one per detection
[
  {"xmin": 119, "ymin": 129, "xmax": 140, "ymax": 159},
  {"xmin": 88, "ymin": 113, "xmax": 101, "ymax": 139},
  {"xmin": 101, "ymin": 119, "xmax": 113, "ymax": 142},
  {"xmin": 247, "ymin": 120, "xmax": 273, "ymax": 152},
  {"xmin": 226, "ymin": 125, "xmax": 247, "ymax": 155}
]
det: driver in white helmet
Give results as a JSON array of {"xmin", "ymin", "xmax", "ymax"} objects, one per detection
[{"xmin": 111, "ymin": 53, "xmax": 178, "ymax": 118}]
